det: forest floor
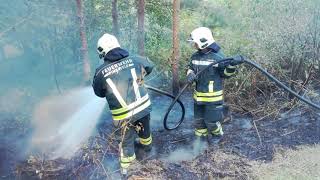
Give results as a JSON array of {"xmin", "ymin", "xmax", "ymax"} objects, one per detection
[{"xmin": 1, "ymin": 91, "xmax": 320, "ymax": 179}]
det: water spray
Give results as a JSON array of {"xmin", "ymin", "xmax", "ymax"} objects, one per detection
[{"xmin": 31, "ymin": 87, "xmax": 106, "ymax": 159}]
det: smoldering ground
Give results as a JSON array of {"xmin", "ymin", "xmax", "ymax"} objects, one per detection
[
  {"xmin": 1, "ymin": 57, "xmax": 320, "ymax": 179},
  {"xmin": 7, "ymin": 81, "xmax": 320, "ymax": 179},
  {"xmin": 163, "ymin": 138, "xmax": 208, "ymax": 162},
  {"xmin": 0, "ymin": 86, "xmax": 106, "ymax": 177},
  {"xmin": 0, "ymin": 86, "xmax": 36, "ymax": 176}
]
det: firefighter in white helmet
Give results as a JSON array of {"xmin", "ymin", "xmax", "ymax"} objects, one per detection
[
  {"xmin": 92, "ymin": 33, "xmax": 154, "ymax": 175},
  {"xmin": 186, "ymin": 27, "xmax": 243, "ymax": 144}
]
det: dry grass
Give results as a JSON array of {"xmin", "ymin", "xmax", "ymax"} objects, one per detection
[
  {"xmin": 225, "ymin": 64, "xmax": 319, "ymax": 120},
  {"xmin": 251, "ymin": 145, "xmax": 320, "ymax": 180}
]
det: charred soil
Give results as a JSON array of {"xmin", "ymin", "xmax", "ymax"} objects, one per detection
[{"xmin": 2, "ymin": 92, "xmax": 320, "ymax": 179}]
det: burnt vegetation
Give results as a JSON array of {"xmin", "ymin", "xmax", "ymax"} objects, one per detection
[{"xmin": 1, "ymin": 0, "xmax": 320, "ymax": 179}]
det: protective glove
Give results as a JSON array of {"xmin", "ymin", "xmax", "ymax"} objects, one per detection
[
  {"xmin": 187, "ymin": 70, "xmax": 197, "ymax": 83},
  {"xmin": 230, "ymin": 55, "xmax": 244, "ymax": 66}
]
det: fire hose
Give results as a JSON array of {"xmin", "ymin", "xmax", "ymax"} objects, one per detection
[
  {"xmin": 145, "ymin": 84, "xmax": 186, "ymax": 129},
  {"xmin": 148, "ymin": 57, "xmax": 320, "ymax": 131}
]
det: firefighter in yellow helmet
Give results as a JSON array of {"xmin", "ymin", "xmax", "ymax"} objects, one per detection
[
  {"xmin": 92, "ymin": 33, "xmax": 154, "ymax": 175},
  {"xmin": 186, "ymin": 27, "xmax": 243, "ymax": 144}
]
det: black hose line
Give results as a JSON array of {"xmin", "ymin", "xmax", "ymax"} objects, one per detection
[
  {"xmin": 243, "ymin": 59, "xmax": 320, "ymax": 110},
  {"xmin": 159, "ymin": 58, "xmax": 320, "ymax": 130},
  {"xmin": 145, "ymin": 85, "xmax": 186, "ymax": 130}
]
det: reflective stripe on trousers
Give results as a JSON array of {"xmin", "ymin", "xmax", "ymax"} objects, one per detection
[
  {"xmin": 120, "ymin": 153, "xmax": 136, "ymax": 168},
  {"xmin": 193, "ymin": 90, "xmax": 223, "ymax": 102},
  {"xmin": 212, "ymin": 122, "xmax": 224, "ymax": 135},
  {"xmin": 139, "ymin": 135, "xmax": 152, "ymax": 145},
  {"xmin": 195, "ymin": 128, "xmax": 208, "ymax": 137}
]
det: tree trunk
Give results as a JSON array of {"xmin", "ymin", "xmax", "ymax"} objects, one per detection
[
  {"xmin": 137, "ymin": 0, "xmax": 145, "ymax": 56},
  {"xmin": 112, "ymin": 0, "xmax": 120, "ymax": 37},
  {"xmin": 172, "ymin": 0, "xmax": 180, "ymax": 95},
  {"xmin": 76, "ymin": 0, "xmax": 91, "ymax": 83}
]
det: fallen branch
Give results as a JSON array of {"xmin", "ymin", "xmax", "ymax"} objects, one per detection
[
  {"xmin": 280, "ymin": 129, "xmax": 298, "ymax": 137},
  {"xmin": 170, "ymin": 138, "xmax": 188, "ymax": 144},
  {"xmin": 252, "ymin": 120, "xmax": 262, "ymax": 146}
]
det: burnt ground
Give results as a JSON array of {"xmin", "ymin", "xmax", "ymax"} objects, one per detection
[
  {"xmin": 1, "ymin": 91, "xmax": 320, "ymax": 179},
  {"xmin": 0, "ymin": 113, "xmax": 32, "ymax": 179}
]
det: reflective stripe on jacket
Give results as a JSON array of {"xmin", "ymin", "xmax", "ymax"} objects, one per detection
[
  {"xmin": 92, "ymin": 48, "xmax": 154, "ymax": 121},
  {"xmin": 188, "ymin": 43, "xmax": 236, "ymax": 104}
]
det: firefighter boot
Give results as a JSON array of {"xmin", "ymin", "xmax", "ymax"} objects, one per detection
[
  {"xmin": 120, "ymin": 167, "xmax": 133, "ymax": 180},
  {"xmin": 208, "ymin": 122, "xmax": 224, "ymax": 145},
  {"xmin": 134, "ymin": 139, "xmax": 152, "ymax": 152},
  {"xmin": 194, "ymin": 135, "xmax": 208, "ymax": 150},
  {"xmin": 222, "ymin": 104, "xmax": 232, "ymax": 123},
  {"xmin": 120, "ymin": 154, "xmax": 136, "ymax": 178},
  {"xmin": 194, "ymin": 128, "xmax": 209, "ymax": 147},
  {"xmin": 121, "ymin": 168, "xmax": 128, "ymax": 177},
  {"xmin": 134, "ymin": 136, "xmax": 152, "ymax": 160},
  {"xmin": 208, "ymin": 133, "xmax": 223, "ymax": 145}
]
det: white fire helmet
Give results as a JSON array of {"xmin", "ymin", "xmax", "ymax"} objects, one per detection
[
  {"xmin": 187, "ymin": 27, "xmax": 215, "ymax": 50},
  {"xmin": 97, "ymin": 33, "xmax": 120, "ymax": 59}
]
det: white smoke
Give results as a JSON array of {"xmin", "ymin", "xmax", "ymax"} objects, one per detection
[
  {"xmin": 31, "ymin": 86, "xmax": 106, "ymax": 159},
  {"xmin": 163, "ymin": 138, "xmax": 208, "ymax": 162}
]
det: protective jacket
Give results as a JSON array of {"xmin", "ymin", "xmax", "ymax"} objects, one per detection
[
  {"xmin": 92, "ymin": 48, "xmax": 153, "ymax": 121},
  {"xmin": 188, "ymin": 42, "xmax": 236, "ymax": 105}
]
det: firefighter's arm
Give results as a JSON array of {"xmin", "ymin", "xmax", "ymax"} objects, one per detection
[
  {"xmin": 186, "ymin": 57, "xmax": 196, "ymax": 83},
  {"xmin": 139, "ymin": 57, "xmax": 154, "ymax": 76},
  {"xmin": 187, "ymin": 56, "xmax": 195, "ymax": 72},
  {"xmin": 219, "ymin": 55, "xmax": 244, "ymax": 78},
  {"xmin": 186, "ymin": 69, "xmax": 196, "ymax": 83},
  {"xmin": 92, "ymin": 71, "xmax": 106, "ymax": 98},
  {"xmin": 220, "ymin": 62, "xmax": 237, "ymax": 78},
  {"xmin": 215, "ymin": 52, "xmax": 235, "ymax": 78}
]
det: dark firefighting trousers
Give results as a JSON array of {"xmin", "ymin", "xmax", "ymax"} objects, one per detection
[
  {"xmin": 120, "ymin": 114, "xmax": 151, "ymax": 169},
  {"xmin": 194, "ymin": 103, "xmax": 224, "ymax": 137}
]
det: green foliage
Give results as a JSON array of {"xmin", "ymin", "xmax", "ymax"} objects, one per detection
[
  {"xmin": 145, "ymin": 0, "xmax": 173, "ymax": 70},
  {"xmin": 1, "ymin": 0, "xmax": 320, "ymax": 115}
]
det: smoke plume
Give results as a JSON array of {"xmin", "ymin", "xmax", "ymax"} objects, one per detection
[{"xmin": 31, "ymin": 86, "xmax": 106, "ymax": 159}]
